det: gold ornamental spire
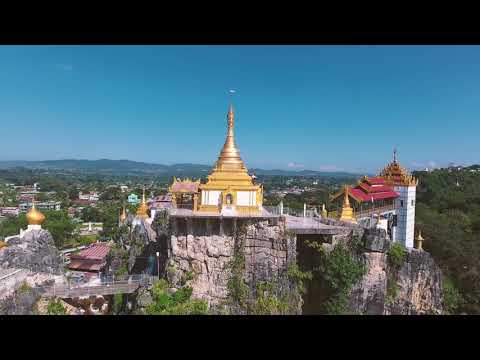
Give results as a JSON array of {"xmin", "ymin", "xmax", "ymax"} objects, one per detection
[{"xmin": 214, "ymin": 104, "xmax": 247, "ymax": 172}]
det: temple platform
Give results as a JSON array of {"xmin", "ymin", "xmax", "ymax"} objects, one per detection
[
  {"xmin": 167, "ymin": 207, "xmax": 277, "ymax": 219},
  {"xmin": 284, "ymin": 215, "xmax": 347, "ymax": 235}
]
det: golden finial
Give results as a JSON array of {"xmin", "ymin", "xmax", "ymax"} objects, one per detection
[{"xmin": 26, "ymin": 196, "xmax": 45, "ymax": 226}]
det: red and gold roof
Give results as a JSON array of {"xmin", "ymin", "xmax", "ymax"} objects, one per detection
[
  {"xmin": 379, "ymin": 157, "xmax": 418, "ymax": 187},
  {"xmin": 331, "ymin": 176, "xmax": 399, "ymax": 203}
]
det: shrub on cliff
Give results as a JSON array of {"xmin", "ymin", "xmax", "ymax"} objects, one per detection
[
  {"xmin": 388, "ymin": 243, "xmax": 406, "ymax": 269},
  {"xmin": 321, "ymin": 245, "xmax": 366, "ymax": 314},
  {"xmin": 443, "ymin": 277, "xmax": 462, "ymax": 315},
  {"xmin": 46, "ymin": 298, "xmax": 68, "ymax": 315},
  {"xmin": 146, "ymin": 279, "xmax": 209, "ymax": 315}
]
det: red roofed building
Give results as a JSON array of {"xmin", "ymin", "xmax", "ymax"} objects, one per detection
[
  {"xmin": 330, "ymin": 176, "xmax": 399, "ymax": 219},
  {"xmin": 68, "ymin": 242, "xmax": 111, "ymax": 272}
]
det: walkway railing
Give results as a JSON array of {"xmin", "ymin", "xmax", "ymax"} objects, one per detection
[{"xmin": 42, "ymin": 274, "xmax": 156, "ymax": 298}]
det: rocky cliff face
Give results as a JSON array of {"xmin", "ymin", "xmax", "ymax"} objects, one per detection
[
  {"xmin": 155, "ymin": 217, "xmax": 300, "ymax": 314},
  {"xmin": 345, "ymin": 228, "xmax": 443, "ymax": 315},
  {"xmin": 0, "ymin": 229, "xmax": 63, "ymax": 275}
]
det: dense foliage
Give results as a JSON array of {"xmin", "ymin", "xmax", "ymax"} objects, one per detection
[
  {"xmin": 311, "ymin": 244, "xmax": 366, "ymax": 315},
  {"xmin": 46, "ymin": 298, "xmax": 68, "ymax": 315},
  {"xmin": 414, "ymin": 166, "xmax": 480, "ymax": 314},
  {"xmin": 387, "ymin": 243, "xmax": 407, "ymax": 269},
  {"xmin": 145, "ymin": 279, "xmax": 209, "ymax": 315}
]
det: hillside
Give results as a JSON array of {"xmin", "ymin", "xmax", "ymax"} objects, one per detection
[
  {"xmin": 0, "ymin": 159, "xmax": 360, "ymax": 178},
  {"xmin": 414, "ymin": 165, "xmax": 480, "ymax": 314}
]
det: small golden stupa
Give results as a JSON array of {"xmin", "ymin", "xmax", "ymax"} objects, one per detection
[
  {"xmin": 26, "ymin": 199, "xmax": 45, "ymax": 226},
  {"xmin": 339, "ymin": 186, "xmax": 355, "ymax": 222},
  {"xmin": 196, "ymin": 104, "xmax": 263, "ymax": 214},
  {"xmin": 136, "ymin": 188, "xmax": 149, "ymax": 219},
  {"xmin": 416, "ymin": 230, "xmax": 424, "ymax": 251},
  {"xmin": 119, "ymin": 204, "xmax": 127, "ymax": 222},
  {"xmin": 321, "ymin": 203, "xmax": 328, "ymax": 218}
]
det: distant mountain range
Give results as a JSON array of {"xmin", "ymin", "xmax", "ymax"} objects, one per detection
[{"xmin": 0, "ymin": 159, "xmax": 361, "ymax": 178}]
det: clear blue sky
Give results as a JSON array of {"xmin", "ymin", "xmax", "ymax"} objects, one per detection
[{"xmin": 0, "ymin": 45, "xmax": 478, "ymax": 174}]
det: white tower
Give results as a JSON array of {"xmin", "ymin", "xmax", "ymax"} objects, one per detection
[{"xmin": 379, "ymin": 149, "xmax": 418, "ymax": 248}]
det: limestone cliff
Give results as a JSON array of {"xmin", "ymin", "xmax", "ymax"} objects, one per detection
[
  {"xmin": 0, "ymin": 229, "xmax": 63, "ymax": 274},
  {"xmin": 338, "ymin": 228, "xmax": 443, "ymax": 315},
  {"xmin": 154, "ymin": 216, "xmax": 301, "ymax": 314}
]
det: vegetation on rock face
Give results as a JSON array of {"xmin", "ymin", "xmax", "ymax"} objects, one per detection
[
  {"xmin": 46, "ymin": 298, "xmax": 68, "ymax": 315},
  {"xmin": 145, "ymin": 279, "xmax": 209, "ymax": 315},
  {"xmin": 388, "ymin": 243, "xmax": 407, "ymax": 269},
  {"xmin": 414, "ymin": 167, "xmax": 480, "ymax": 314},
  {"xmin": 287, "ymin": 263, "xmax": 313, "ymax": 295},
  {"xmin": 443, "ymin": 277, "xmax": 462, "ymax": 315},
  {"xmin": 320, "ymin": 245, "xmax": 366, "ymax": 315},
  {"xmin": 248, "ymin": 281, "xmax": 289, "ymax": 315}
]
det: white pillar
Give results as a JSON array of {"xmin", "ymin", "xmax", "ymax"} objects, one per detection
[
  {"xmin": 303, "ymin": 203, "xmax": 306, "ymax": 217},
  {"xmin": 280, "ymin": 201, "xmax": 284, "ymax": 216}
]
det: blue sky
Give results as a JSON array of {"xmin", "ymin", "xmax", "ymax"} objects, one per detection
[{"xmin": 0, "ymin": 45, "xmax": 478, "ymax": 174}]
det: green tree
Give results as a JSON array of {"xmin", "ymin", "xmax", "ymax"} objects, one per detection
[{"xmin": 46, "ymin": 298, "xmax": 68, "ymax": 315}]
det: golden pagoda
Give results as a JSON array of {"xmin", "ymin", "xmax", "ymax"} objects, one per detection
[
  {"xmin": 339, "ymin": 185, "xmax": 355, "ymax": 222},
  {"xmin": 136, "ymin": 188, "xmax": 149, "ymax": 219},
  {"xmin": 197, "ymin": 104, "xmax": 263, "ymax": 215},
  {"xmin": 379, "ymin": 148, "xmax": 418, "ymax": 187},
  {"xmin": 415, "ymin": 230, "xmax": 424, "ymax": 250},
  {"xmin": 26, "ymin": 199, "xmax": 45, "ymax": 226}
]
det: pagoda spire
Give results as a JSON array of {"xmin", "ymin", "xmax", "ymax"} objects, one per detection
[
  {"xmin": 393, "ymin": 146, "xmax": 397, "ymax": 163},
  {"xmin": 214, "ymin": 103, "xmax": 247, "ymax": 172}
]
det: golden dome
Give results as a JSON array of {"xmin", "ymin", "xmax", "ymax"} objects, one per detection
[{"xmin": 26, "ymin": 202, "xmax": 45, "ymax": 225}]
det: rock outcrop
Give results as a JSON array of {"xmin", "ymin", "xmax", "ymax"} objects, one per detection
[
  {"xmin": 156, "ymin": 217, "xmax": 300, "ymax": 314},
  {"xmin": 346, "ymin": 228, "xmax": 443, "ymax": 315},
  {"xmin": 0, "ymin": 229, "xmax": 63, "ymax": 274}
]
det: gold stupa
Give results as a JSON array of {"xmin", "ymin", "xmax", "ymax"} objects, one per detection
[
  {"xmin": 196, "ymin": 104, "xmax": 262, "ymax": 214},
  {"xmin": 119, "ymin": 205, "xmax": 127, "ymax": 222},
  {"xmin": 339, "ymin": 185, "xmax": 355, "ymax": 222},
  {"xmin": 26, "ymin": 200, "xmax": 45, "ymax": 226},
  {"xmin": 136, "ymin": 188, "xmax": 149, "ymax": 219},
  {"xmin": 416, "ymin": 230, "xmax": 424, "ymax": 250}
]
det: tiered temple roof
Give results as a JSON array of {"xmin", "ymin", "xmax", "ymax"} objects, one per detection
[
  {"xmin": 331, "ymin": 176, "xmax": 399, "ymax": 203},
  {"xmin": 379, "ymin": 149, "xmax": 418, "ymax": 186}
]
